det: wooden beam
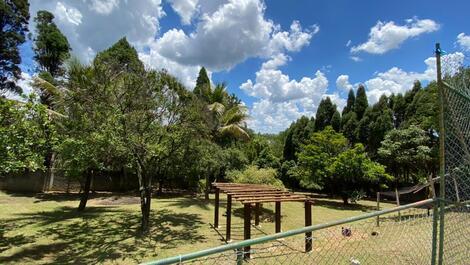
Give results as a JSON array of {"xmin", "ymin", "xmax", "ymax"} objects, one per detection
[
  {"xmin": 219, "ymin": 187, "xmax": 280, "ymax": 193},
  {"xmin": 255, "ymin": 203, "xmax": 260, "ymax": 227},
  {"xmin": 229, "ymin": 191, "xmax": 291, "ymax": 197},
  {"xmin": 275, "ymin": 201, "xmax": 281, "ymax": 233},
  {"xmin": 240, "ymin": 197, "xmax": 310, "ymax": 204},
  {"xmin": 305, "ymin": 201, "xmax": 312, "ymax": 252},
  {"xmin": 214, "ymin": 187, "xmax": 219, "ymax": 228},
  {"xmin": 244, "ymin": 203, "xmax": 252, "ymax": 259},
  {"xmin": 226, "ymin": 194, "xmax": 232, "ymax": 242}
]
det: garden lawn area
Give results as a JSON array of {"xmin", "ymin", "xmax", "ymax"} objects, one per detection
[{"xmin": 0, "ymin": 191, "xmax": 398, "ymax": 264}]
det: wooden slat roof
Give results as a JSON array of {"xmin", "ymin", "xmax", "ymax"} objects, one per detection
[{"xmin": 212, "ymin": 182, "xmax": 312, "ymax": 204}]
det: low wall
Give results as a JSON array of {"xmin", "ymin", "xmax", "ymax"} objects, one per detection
[{"xmin": 0, "ymin": 170, "xmax": 139, "ymax": 193}]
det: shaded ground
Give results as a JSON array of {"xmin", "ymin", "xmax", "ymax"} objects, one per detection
[{"xmin": 0, "ymin": 191, "xmax": 397, "ymax": 264}]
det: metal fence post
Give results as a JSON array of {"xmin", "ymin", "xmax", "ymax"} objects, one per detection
[{"xmin": 435, "ymin": 42, "xmax": 446, "ymax": 265}]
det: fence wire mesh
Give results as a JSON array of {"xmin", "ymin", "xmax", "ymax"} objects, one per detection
[
  {"xmin": 182, "ymin": 207, "xmax": 435, "ymax": 265},
  {"xmin": 440, "ymin": 49, "xmax": 470, "ymax": 264},
  {"xmin": 146, "ymin": 45, "xmax": 470, "ymax": 265}
]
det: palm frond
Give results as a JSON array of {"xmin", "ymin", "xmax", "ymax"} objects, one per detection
[
  {"xmin": 207, "ymin": 102, "xmax": 225, "ymax": 117},
  {"xmin": 219, "ymin": 124, "xmax": 250, "ymax": 140},
  {"xmin": 221, "ymin": 105, "xmax": 248, "ymax": 125}
]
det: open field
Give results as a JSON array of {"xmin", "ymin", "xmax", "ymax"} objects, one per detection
[{"xmin": 0, "ymin": 191, "xmax": 405, "ymax": 264}]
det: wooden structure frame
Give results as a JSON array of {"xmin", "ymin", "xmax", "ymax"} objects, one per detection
[{"xmin": 212, "ymin": 183, "xmax": 314, "ymax": 259}]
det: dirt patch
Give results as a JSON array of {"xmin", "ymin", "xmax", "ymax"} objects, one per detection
[{"xmin": 89, "ymin": 196, "xmax": 140, "ymax": 206}]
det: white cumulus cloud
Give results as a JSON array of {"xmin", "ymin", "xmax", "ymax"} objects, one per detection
[
  {"xmin": 351, "ymin": 18, "xmax": 439, "ymax": 54},
  {"xmin": 456, "ymin": 33, "xmax": 470, "ymax": 51},
  {"xmin": 336, "ymin": 74, "xmax": 353, "ymax": 92},
  {"xmin": 168, "ymin": 0, "xmax": 200, "ymax": 25},
  {"xmin": 364, "ymin": 52, "xmax": 464, "ymax": 103},
  {"xmin": 155, "ymin": 0, "xmax": 316, "ymax": 71}
]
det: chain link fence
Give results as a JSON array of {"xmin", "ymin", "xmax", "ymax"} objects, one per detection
[
  {"xmin": 439, "ymin": 47, "xmax": 470, "ymax": 264},
  {"xmin": 143, "ymin": 44, "xmax": 470, "ymax": 265}
]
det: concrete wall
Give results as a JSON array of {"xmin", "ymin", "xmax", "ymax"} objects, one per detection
[
  {"xmin": 0, "ymin": 170, "xmax": 139, "ymax": 192},
  {"xmin": 0, "ymin": 171, "xmax": 47, "ymax": 192}
]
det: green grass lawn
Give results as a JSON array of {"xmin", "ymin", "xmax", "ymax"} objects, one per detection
[{"xmin": 0, "ymin": 191, "xmax": 416, "ymax": 264}]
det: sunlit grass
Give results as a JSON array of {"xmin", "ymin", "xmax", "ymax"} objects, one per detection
[{"xmin": 0, "ymin": 191, "xmax": 399, "ymax": 264}]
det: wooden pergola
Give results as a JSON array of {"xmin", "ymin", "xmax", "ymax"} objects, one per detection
[{"xmin": 212, "ymin": 182, "xmax": 314, "ymax": 259}]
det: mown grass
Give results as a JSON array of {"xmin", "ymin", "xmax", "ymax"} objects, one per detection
[{"xmin": 0, "ymin": 190, "xmax": 402, "ymax": 264}]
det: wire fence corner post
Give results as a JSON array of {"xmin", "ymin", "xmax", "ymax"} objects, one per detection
[{"xmin": 435, "ymin": 42, "xmax": 446, "ymax": 265}]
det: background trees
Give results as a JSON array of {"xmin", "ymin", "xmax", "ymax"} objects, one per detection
[{"xmin": 0, "ymin": 0, "xmax": 30, "ymax": 94}]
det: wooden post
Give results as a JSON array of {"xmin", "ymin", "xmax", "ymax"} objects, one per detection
[
  {"xmin": 226, "ymin": 194, "xmax": 232, "ymax": 242},
  {"xmin": 395, "ymin": 188, "xmax": 401, "ymax": 220},
  {"xmin": 305, "ymin": 200, "xmax": 312, "ymax": 252},
  {"xmin": 275, "ymin": 201, "xmax": 281, "ymax": 233},
  {"xmin": 255, "ymin": 203, "xmax": 260, "ymax": 227},
  {"xmin": 244, "ymin": 203, "xmax": 252, "ymax": 259},
  {"xmin": 376, "ymin": 192, "xmax": 380, "ymax": 227},
  {"xmin": 214, "ymin": 187, "xmax": 220, "ymax": 228}
]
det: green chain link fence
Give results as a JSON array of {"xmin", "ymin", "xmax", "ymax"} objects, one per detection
[{"xmin": 142, "ymin": 44, "xmax": 470, "ymax": 265}]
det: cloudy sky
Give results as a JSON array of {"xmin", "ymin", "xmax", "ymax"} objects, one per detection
[{"xmin": 19, "ymin": 0, "xmax": 470, "ymax": 133}]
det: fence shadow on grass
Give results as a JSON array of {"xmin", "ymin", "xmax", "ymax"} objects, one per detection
[{"xmin": 0, "ymin": 206, "xmax": 206, "ymax": 264}]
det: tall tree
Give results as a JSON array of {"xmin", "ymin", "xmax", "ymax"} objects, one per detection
[
  {"xmin": 0, "ymin": 0, "xmax": 30, "ymax": 94},
  {"xmin": 33, "ymin": 10, "xmax": 71, "ymax": 77},
  {"xmin": 342, "ymin": 89, "xmax": 355, "ymax": 115},
  {"xmin": 294, "ymin": 126, "xmax": 348, "ymax": 190},
  {"xmin": 378, "ymin": 125, "xmax": 432, "ymax": 185},
  {"xmin": 314, "ymin": 97, "xmax": 337, "ymax": 131},
  {"xmin": 354, "ymin": 85, "xmax": 368, "ymax": 120},
  {"xmin": 331, "ymin": 110, "xmax": 341, "ymax": 132},
  {"xmin": 94, "ymin": 37, "xmax": 144, "ymax": 73},
  {"xmin": 326, "ymin": 144, "xmax": 392, "ymax": 204},
  {"xmin": 283, "ymin": 116, "xmax": 313, "ymax": 161},
  {"xmin": 194, "ymin": 67, "xmax": 211, "ymax": 101}
]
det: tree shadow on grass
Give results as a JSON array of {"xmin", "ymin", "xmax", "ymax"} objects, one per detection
[
  {"xmin": 165, "ymin": 195, "xmax": 215, "ymax": 211},
  {"xmin": 313, "ymin": 198, "xmax": 378, "ymax": 212},
  {"xmin": 0, "ymin": 206, "xmax": 206, "ymax": 264},
  {"xmin": 232, "ymin": 206, "xmax": 275, "ymax": 222}
]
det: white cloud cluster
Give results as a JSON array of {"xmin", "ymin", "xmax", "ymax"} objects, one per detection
[
  {"xmin": 241, "ymin": 52, "xmax": 328, "ymax": 132},
  {"xmin": 364, "ymin": 52, "xmax": 464, "ymax": 103},
  {"xmin": 168, "ymin": 0, "xmax": 200, "ymax": 25},
  {"xmin": 28, "ymin": 0, "xmax": 316, "ymax": 90},
  {"xmin": 457, "ymin": 33, "xmax": 470, "ymax": 51},
  {"xmin": 336, "ymin": 74, "xmax": 353, "ymax": 92},
  {"xmin": 351, "ymin": 18, "xmax": 439, "ymax": 54},
  {"xmin": 156, "ymin": 0, "xmax": 316, "ymax": 71},
  {"xmin": 29, "ymin": 0, "xmax": 165, "ymax": 63}
]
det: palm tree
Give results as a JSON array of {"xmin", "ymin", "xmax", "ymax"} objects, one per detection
[{"xmin": 206, "ymin": 83, "xmax": 249, "ymax": 141}]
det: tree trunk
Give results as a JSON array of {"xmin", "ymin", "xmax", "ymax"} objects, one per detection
[
  {"xmin": 78, "ymin": 170, "xmax": 92, "ymax": 211},
  {"xmin": 341, "ymin": 194, "xmax": 349, "ymax": 205},
  {"xmin": 158, "ymin": 180, "xmax": 163, "ymax": 195},
  {"xmin": 47, "ymin": 153, "xmax": 56, "ymax": 191},
  {"xmin": 204, "ymin": 174, "xmax": 210, "ymax": 200},
  {"xmin": 137, "ymin": 161, "xmax": 152, "ymax": 233}
]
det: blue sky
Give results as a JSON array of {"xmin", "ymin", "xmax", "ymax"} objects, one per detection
[{"xmin": 20, "ymin": 0, "xmax": 470, "ymax": 133}]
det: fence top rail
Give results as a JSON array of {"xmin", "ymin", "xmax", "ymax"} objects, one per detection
[{"xmin": 141, "ymin": 198, "xmax": 436, "ymax": 265}]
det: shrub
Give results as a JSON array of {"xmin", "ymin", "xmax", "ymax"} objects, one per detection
[{"xmin": 226, "ymin": 165, "xmax": 284, "ymax": 188}]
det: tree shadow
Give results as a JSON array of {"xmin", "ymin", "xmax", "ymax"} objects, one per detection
[
  {"xmin": 232, "ymin": 206, "xmax": 276, "ymax": 223},
  {"xmin": 165, "ymin": 195, "xmax": 215, "ymax": 211},
  {"xmin": 0, "ymin": 206, "xmax": 206, "ymax": 264},
  {"xmin": 0, "ymin": 223, "xmax": 36, "ymax": 254},
  {"xmin": 313, "ymin": 198, "xmax": 378, "ymax": 212}
]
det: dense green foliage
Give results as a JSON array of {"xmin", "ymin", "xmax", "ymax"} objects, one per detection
[
  {"xmin": 0, "ymin": 96, "xmax": 53, "ymax": 173},
  {"xmin": 0, "ymin": 0, "xmax": 30, "ymax": 93}
]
